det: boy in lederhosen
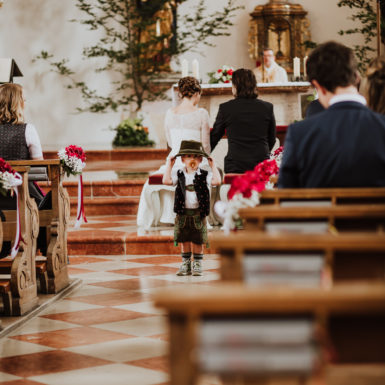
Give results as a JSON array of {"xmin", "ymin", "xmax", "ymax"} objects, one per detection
[{"xmin": 163, "ymin": 140, "xmax": 221, "ymax": 276}]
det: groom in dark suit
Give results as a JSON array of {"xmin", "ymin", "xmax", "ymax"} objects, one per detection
[{"xmin": 278, "ymin": 41, "xmax": 385, "ymax": 188}]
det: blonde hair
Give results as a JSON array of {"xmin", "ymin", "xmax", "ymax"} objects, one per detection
[
  {"xmin": 366, "ymin": 56, "xmax": 385, "ymax": 115},
  {"xmin": 0, "ymin": 83, "xmax": 24, "ymax": 124}
]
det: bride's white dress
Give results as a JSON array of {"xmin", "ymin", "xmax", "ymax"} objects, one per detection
[{"xmin": 137, "ymin": 107, "xmax": 211, "ymax": 229}]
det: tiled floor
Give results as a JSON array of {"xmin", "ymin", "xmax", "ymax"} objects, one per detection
[{"xmin": 0, "ymin": 253, "xmax": 221, "ymax": 385}]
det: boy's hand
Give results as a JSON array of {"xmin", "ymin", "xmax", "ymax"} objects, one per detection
[
  {"xmin": 207, "ymin": 157, "xmax": 215, "ymax": 168},
  {"xmin": 169, "ymin": 156, "xmax": 176, "ymax": 167}
]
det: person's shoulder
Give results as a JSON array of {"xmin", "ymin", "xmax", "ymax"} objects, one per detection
[
  {"xmin": 256, "ymin": 98, "xmax": 273, "ymax": 108},
  {"xmin": 371, "ymin": 110, "xmax": 385, "ymax": 125},
  {"xmin": 219, "ymin": 99, "xmax": 235, "ymax": 108},
  {"xmin": 198, "ymin": 107, "xmax": 209, "ymax": 116},
  {"xmin": 254, "ymin": 98, "xmax": 274, "ymax": 112},
  {"xmin": 25, "ymin": 123, "xmax": 38, "ymax": 133}
]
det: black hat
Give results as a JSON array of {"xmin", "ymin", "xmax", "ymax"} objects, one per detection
[{"xmin": 175, "ymin": 140, "xmax": 209, "ymax": 158}]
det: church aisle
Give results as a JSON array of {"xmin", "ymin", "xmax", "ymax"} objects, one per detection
[{"xmin": 0, "ymin": 253, "xmax": 220, "ymax": 385}]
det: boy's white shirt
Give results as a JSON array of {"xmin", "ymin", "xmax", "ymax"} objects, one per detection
[{"xmin": 171, "ymin": 166, "xmax": 213, "ymax": 209}]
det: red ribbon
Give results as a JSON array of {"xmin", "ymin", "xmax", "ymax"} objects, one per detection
[{"xmin": 75, "ymin": 174, "xmax": 87, "ymax": 228}]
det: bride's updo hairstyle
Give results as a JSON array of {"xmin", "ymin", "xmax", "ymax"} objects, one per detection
[
  {"xmin": 232, "ymin": 69, "xmax": 258, "ymax": 99},
  {"xmin": 178, "ymin": 76, "xmax": 201, "ymax": 99},
  {"xmin": 366, "ymin": 56, "xmax": 385, "ymax": 115},
  {"xmin": 0, "ymin": 83, "xmax": 24, "ymax": 124}
]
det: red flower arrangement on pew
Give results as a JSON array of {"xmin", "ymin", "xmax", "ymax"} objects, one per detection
[
  {"xmin": 0, "ymin": 158, "xmax": 22, "ymax": 196},
  {"xmin": 58, "ymin": 145, "xmax": 86, "ymax": 177},
  {"xmin": 219, "ymin": 146, "xmax": 284, "ymax": 232},
  {"xmin": 0, "ymin": 158, "xmax": 23, "ymax": 257},
  {"xmin": 58, "ymin": 145, "xmax": 87, "ymax": 228},
  {"xmin": 228, "ymin": 158, "xmax": 279, "ymax": 200}
]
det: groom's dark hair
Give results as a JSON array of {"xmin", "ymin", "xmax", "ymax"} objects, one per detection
[
  {"xmin": 306, "ymin": 41, "xmax": 358, "ymax": 92},
  {"xmin": 232, "ymin": 69, "xmax": 258, "ymax": 99}
]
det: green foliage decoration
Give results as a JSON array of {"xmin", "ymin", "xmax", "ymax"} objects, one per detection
[
  {"xmin": 112, "ymin": 117, "xmax": 154, "ymax": 147},
  {"xmin": 35, "ymin": 0, "xmax": 242, "ymax": 115},
  {"xmin": 337, "ymin": 0, "xmax": 384, "ymax": 73}
]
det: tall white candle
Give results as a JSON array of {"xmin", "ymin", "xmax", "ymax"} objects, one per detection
[
  {"xmin": 293, "ymin": 57, "xmax": 300, "ymax": 79},
  {"xmin": 156, "ymin": 19, "xmax": 161, "ymax": 37},
  {"xmin": 181, "ymin": 59, "xmax": 188, "ymax": 77},
  {"xmin": 192, "ymin": 59, "xmax": 200, "ymax": 80},
  {"xmin": 303, "ymin": 56, "xmax": 308, "ymax": 78}
]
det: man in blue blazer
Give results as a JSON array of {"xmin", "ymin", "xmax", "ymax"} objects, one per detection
[{"xmin": 278, "ymin": 41, "xmax": 385, "ymax": 188}]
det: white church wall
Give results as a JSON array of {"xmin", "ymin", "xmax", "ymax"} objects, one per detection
[{"xmin": 0, "ymin": 0, "xmax": 380, "ymax": 150}]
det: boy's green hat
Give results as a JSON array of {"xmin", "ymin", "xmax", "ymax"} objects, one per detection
[{"xmin": 175, "ymin": 140, "xmax": 209, "ymax": 158}]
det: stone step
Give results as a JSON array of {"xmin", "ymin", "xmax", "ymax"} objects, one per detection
[
  {"xmin": 68, "ymin": 232, "xmax": 178, "ymax": 256},
  {"xmin": 67, "ymin": 215, "xmax": 178, "ymax": 255},
  {"xmin": 44, "ymin": 148, "xmax": 168, "ymax": 161},
  {"xmin": 70, "ymin": 197, "xmax": 139, "ymax": 216},
  {"xmin": 67, "ymin": 215, "xmax": 214, "ymax": 256},
  {"xmin": 63, "ymin": 180, "xmax": 145, "ymax": 198}
]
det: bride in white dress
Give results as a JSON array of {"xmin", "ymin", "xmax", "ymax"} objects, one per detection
[{"xmin": 137, "ymin": 77, "xmax": 211, "ymax": 228}]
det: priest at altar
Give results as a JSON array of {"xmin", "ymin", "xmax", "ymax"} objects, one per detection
[{"xmin": 253, "ymin": 48, "xmax": 288, "ymax": 84}]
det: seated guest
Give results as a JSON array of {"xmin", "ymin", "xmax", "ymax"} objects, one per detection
[
  {"xmin": 305, "ymin": 98, "xmax": 325, "ymax": 118},
  {"xmin": 253, "ymin": 48, "xmax": 288, "ymax": 84},
  {"xmin": 365, "ymin": 56, "xmax": 385, "ymax": 115},
  {"xmin": 0, "ymin": 83, "xmax": 44, "ymax": 203},
  {"xmin": 210, "ymin": 68, "xmax": 276, "ymax": 174},
  {"xmin": 0, "ymin": 83, "xmax": 46, "ymax": 257},
  {"xmin": 278, "ymin": 41, "xmax": 385, "ymax": 188}
]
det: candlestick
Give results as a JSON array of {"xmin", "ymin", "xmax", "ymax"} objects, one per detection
[
  {"xmin": 192, "ymin": 59, "xmax": 200, "ymax": 80},
  {"xmin": 156, "ymin": 19, "xmax": 161, "ymax": 37},
  {"xmin": 293, "ymin": 57, "xmax": 300, "ymax": 79},
  {"xmin": 181, "ymin": 59, "xmax": 188, "ymax": 77},
  {"xmin": 303, "ymin": 56, "xmax": 308, "ymax": 78}
]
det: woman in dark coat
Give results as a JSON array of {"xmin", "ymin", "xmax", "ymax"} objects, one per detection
[{"xmin": 210, "ymin": 68, "xmax": 276, "ymax": 173}]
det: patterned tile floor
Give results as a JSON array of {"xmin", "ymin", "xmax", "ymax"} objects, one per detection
[{"xmin": 0, "ymin": 252, "xmax": 221, "ymax": 385}]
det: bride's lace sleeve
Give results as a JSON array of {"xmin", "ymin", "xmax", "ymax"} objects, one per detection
[
  {"xmin": 164, "ymin": 109, "xmax": 172, "ymax": 148},
  {"xmin": 200, "ymin": 108, "xmax": 211, "ymax": 154}
]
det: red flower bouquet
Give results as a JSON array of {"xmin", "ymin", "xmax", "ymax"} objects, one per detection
[{"xmin": 58, "ymin": 145, "xmax": 87, "ymax": 228}]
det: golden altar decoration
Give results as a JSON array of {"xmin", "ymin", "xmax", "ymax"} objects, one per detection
[{"xmin": 249, "ymin": 0, "xmax": 311, "ymax": 71}]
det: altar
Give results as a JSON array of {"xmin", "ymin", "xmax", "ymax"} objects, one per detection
[{"xmin": 197, "ymin": 82, "xmax": 312, "ymax": 125}]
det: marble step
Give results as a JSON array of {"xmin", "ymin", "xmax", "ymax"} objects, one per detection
[
  {"xmin": 67, "ymin": 215, "xmax": 214, "ymax": 256},
  {"xmin": 64, "ymin": 180, "xmax": 145, "ymax": 198},
  {"xmin": 43, "ymin": 148, "xmax": 169, "ymax": 161},
  {"xmin": 70, "ymin": 197, "xmax": 139, "ymax": 216},
  {"xmin": 68, "ymin": 232, "xmax": 178, "ymax": 255}
]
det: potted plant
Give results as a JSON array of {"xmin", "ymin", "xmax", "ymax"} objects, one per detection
[{"xmin": 112, "ymin": 117, "xmax": 154, "ymax": 147}]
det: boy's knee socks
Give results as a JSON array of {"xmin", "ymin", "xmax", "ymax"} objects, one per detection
[
  {"xmin": 182, "ymin": 252, "xmax": 192, "ymax": 260},
  {"xmin": 193, "ymin": 253, "xmax": 203, "ymax": 260}
]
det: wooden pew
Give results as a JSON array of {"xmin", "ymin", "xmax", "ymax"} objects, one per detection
[
  {"xmin": 210, "ymin": 232, "xmax": 385, "ymax": 285},
  {"xmin": 6, "ymin": 160, "xmax": 70, "ymax": 294},
  {"xmin": 0, "ymin": 166, "xmax": 39, "ymax": 315},
  {"xmin": 239, "ymin": 204, "xmax": 385, "ymax": 233},
  {"xmin": 259, "ymin": 187, "xmax": 385, "ymax": 206},
  {"xmin": 154, "ymin": 283, "xmax": 385, "ymax": 385},
  {"xmin": 0, "ymin": 219, "xmax": 2, "ymax": 327}
]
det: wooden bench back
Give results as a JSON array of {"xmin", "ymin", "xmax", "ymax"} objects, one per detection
[
  {"xmin": 8, "ymin": 160, "xmax": 70, "ymax": 294},
  {"xmin": 154, "ymin": 283, "xmax": 385, "ymax": 385},
  {"xmin": 260, "ymin": 187, "xmax": 385, "ymax": 205},
  {"xmin": 0, "ymin": 166, "xmax": 39, "ymax": 315},
  {"xmin": 210, "ymin": 232, "xmax": 385, "ymax": 284},
  {"xmin": 239, "ymin": 204, "xmax": 385, "ymax": 233}
]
